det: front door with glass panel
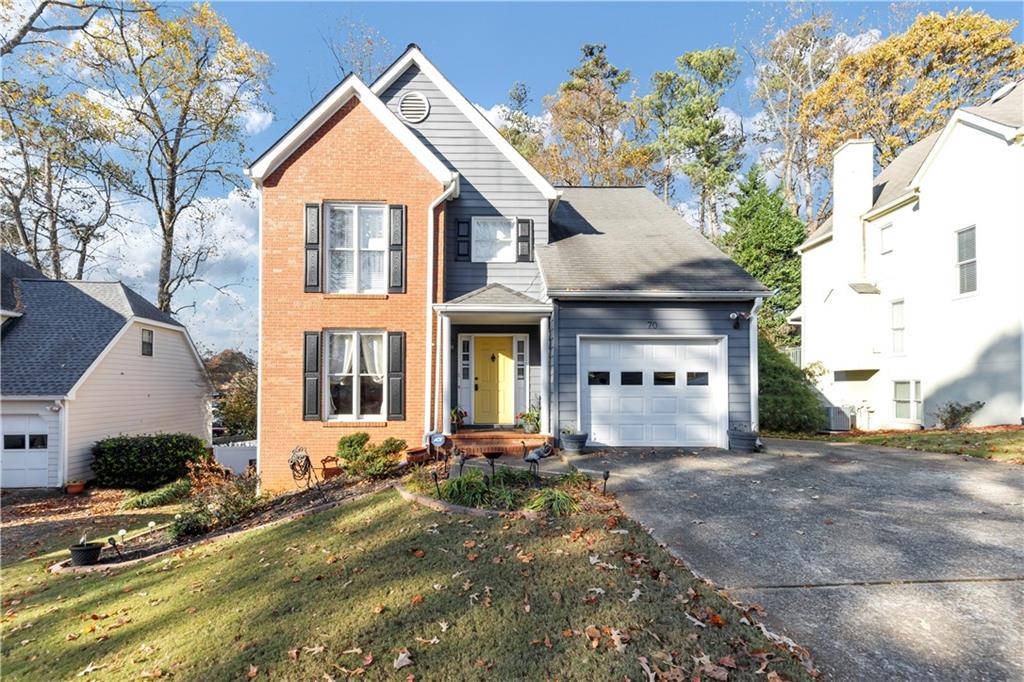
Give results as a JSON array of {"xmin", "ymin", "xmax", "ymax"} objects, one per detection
[{"xmin": 474, "ymin": 336, "xmax": 513, "ymax": 424}]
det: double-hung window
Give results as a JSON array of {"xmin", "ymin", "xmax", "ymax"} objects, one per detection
[
  {"xmin": 325, "ymin": 331, "xmax": 386, "ymax": 419},
  {"xmin": 471, "ymin": 216, "xmax": 516, "ymax": 263},
  {"xmin": 956, "ymin": 226, "xmax": 977, "ymax": 295},
  {"xmin": 880, "ymin": 224, "xmax": 893, "ymax": 254},
  {"xmin": 891, "ymin": 300, "xmax": 905, "ymax": 354},
  {"xmin": 141, "ymin": 329, "xmax": 154, "ymax": 356},
  {"xmin": 893, "ymin": 381, "xmax": 922, "ymax": 421},
  {"xmin": 325, "ymin": 204, "xmax": 387, "ymax": 293}
]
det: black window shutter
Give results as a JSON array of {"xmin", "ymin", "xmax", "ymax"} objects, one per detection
[
  {"xmin": 388, "ymin": 205, "xmax": 406, "ymax": 293},
  {"xmin": 455, "ymin": 220, "xmax": 471, "ymax": 261},
  {"xmin": 387, "ymin": 331, "xmax": 406, "ymax": 421},
  {"xmin": 516, "ymin": 218, "xmax": 534, "ymax": 262},
  {"xmin": 304, "ymin": 204, "xmax": 321, "ymax": 292},
  {"xmin": 302, "ymin": 332, "xmax": 321, "ymax": 420}
]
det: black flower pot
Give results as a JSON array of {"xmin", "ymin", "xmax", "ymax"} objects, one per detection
[
  {"xmin": 727, "ymin": 429, "xmax": 759, "ymax": 453},
  {"xmin": 560, "ymin": 433, "xmax": 589, "ymax": 454},
  {"xmin": 69, "ymin": 542, "xmax": 104, "ymax": 566}
]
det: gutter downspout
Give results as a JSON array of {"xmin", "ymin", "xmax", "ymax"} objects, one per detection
[
  {"xmin": 424, "ymin": 175, "xmax": 460, "ymax": 438},
  {"xmin": 748, "ymin": 297, "xmax": 765, "ymax": 434}
]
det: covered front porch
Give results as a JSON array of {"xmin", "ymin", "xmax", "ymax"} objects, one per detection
[{"xmin": 434, "ymin": 284, "xmax": 552, "ymax": 436}]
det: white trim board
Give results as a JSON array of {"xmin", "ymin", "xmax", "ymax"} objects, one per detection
[
  {"xmin": 370, "ymin": 45, "xmax": 559, "ymax": 201},
  {"xmin": 246, "ymin": 74, "xmax": 455, "ymax": 187}
]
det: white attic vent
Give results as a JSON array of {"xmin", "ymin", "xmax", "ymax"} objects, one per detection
[{"xmin": 398, "ymin": 91, "xmax": 430, "ymax": 124}]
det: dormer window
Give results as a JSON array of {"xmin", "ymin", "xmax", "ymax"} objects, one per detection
[{"xmin": 141, "ymin": 328, "xmax": 154, "ymax": 356}]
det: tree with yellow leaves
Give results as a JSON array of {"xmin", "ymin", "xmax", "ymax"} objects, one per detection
[{"xmin": 800, "ymin": 9, "xmax": 1024, "ymax": 167}]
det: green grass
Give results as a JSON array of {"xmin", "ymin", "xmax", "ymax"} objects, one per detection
[
  {"xmin": 768, "ymin": 427, "xmax": 1024, "ymax": 463},
  {"xmin": 1, "ymin": 490, "xmax": 812, "ymax": 680}
]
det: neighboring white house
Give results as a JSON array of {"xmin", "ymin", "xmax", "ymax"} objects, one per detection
[
  {"xmin": 1, "ymin": 251, "xmax": 213, "ymax": 488},
  {"xmin": 795, "ymin": 82, "xmax": 1024, "ymax": 430}
]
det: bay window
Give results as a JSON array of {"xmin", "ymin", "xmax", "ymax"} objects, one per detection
[
  {"xmin": 325, "ymin": 331, "xmax": 386, "ymax": 419},
  {"xmin": 471, "ymin": 216, "xmax": 516, "ymax": 263},
  {"xmin": 325, "ymin": 204, "xmax": 387, "ymax": 293}
]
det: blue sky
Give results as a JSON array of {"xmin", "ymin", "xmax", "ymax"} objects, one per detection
[{"xmin": 154, "ymin": 1, "xmax": 1023, "ymax": 354}]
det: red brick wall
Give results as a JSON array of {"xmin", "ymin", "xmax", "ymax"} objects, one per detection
[{"xmin": 259, "ymin": 97, "xmax": 444, "ymax": 491}]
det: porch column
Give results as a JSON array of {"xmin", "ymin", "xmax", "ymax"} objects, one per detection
[
  {"xmin": 540, "ymin": 315, "xmax": 550, "ymax": 435},
  {"xmin": 441, "ymin": 314, "xmax": 452, "ymax": 434}
]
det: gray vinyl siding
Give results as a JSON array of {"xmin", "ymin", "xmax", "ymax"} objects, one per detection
[
  {"xmin": 379, "ymin": 65, "xmax": 549, "ymax": 300},
  {"xmin": 449, "ymin": 324, "xmax": 542, "ymax": 419},
  {"xmin": 553, "ymin": 301, "xmax": 754, "ymax": 434}
]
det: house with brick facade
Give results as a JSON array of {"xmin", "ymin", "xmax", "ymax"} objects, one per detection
[{"xmin": 247, "ymin": 45, "xmax": 769, "ymax": 491}]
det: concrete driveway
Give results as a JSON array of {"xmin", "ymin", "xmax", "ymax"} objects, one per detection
[{"xmin": 572, "ymin": 439, "xmax": 1024, "ymax": 681}]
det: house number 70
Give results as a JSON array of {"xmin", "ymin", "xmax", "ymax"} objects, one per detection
[{"xmin": 647, "ymin": 321, "xmax": 658, "ymax": 329}]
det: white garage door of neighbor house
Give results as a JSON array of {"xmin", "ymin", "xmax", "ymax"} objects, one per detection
[
  {"xmin": 579, "ymin": 337, "xmax": 726, "ymax": 448},
  {"xmin": 1, "ymin": 414, "xmax": 54, "ymax": 487}
]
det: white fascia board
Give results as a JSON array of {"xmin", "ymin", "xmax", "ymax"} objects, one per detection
[
  {"xmin": 370, "ymin": 47, "xmax": 559, "ymax": 201},
  {"xmin": 795, "ymin": 233, "xmax": 832, "ymax": 254},
  {"xmin": 246, "ymin": 74, "xmax": 454, "ymax": 186},
  {"xmin": 862, "ymin": 189, "xmax": 919, "ymax": 222},
  {"xmin": 432, "ymin": 304, "xmax": 552, "ymax": 314},
  {"xmin": 908, "ymin": 110, "xmax": 1019, "ymax": 190},
  {"xmin": 546, "ymin": 290, "xmax": 770, "ymax": 300},
  {"xmin": 2, "ymin": 394, "xmax": 67, "ymax": 400}
]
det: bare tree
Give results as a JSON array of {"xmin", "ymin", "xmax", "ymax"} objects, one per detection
[
  {"xmin": 321, "ymin": 16, "xmax": 394, "ymax": 85},
  {"xmin": 0, "ymin": 0, "xmax": 146, "ymax": 57},
  {"xmin": 64, "ymin": 1, "xmax": 270, "ymax": 311}
]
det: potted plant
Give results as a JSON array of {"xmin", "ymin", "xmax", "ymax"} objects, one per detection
[
  {"xmin": 450, "ymin": 407, "xmax": 467, "ymax": 434},
  {"xmin": 69, "ymin": 533, "xmax": 103, "ymax": 566},
  {"xmin": 727, "ymin": 423, "xmax": 759, "ymax": 453},
  {"xmin": 516, "ymin": 400, "xmax": 541, "ymax": 434},
  {"xmin": 65, "ymin": 480, "xmax": 86, "ymax": 495},
  {"xmin": 559, "ymin": 424, "xmax": 588, "ymax": 455}
]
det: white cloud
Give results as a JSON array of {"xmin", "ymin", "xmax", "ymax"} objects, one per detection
[
  {"xmin": 242, "ymin": 108, "xmax": 273, "ymax": 135},
  {"xmin": 835, "ymin": 29, "xmax": 882, "ymax": 55},
  {"xmin": 474, "ymin": 103, "xmax": 507, "ymax": 129}
]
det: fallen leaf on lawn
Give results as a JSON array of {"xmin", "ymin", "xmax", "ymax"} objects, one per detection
[
  {"xmin": 304, "ymin": 644, "xmax": 326, "ymax": 655},
  {"xmin": 637, "ymin": 656, "xmax": 656, "ymax": 682},
  {"xmin": 76, "ymin": 662, "xmax": 106, "ymax": 677},
  {"xmin": 766, "ymin": 672, "xmax": 786, "ymax": 682},
  {"xmin": 587, "ymin": 587, "xmax": 606, "ymax": 596},
  {"xmin": 610, "ymin": 628, "xmax": 629, "ymax": 653},
  {"xmin": 372, "ymin": 604, "xmax": 385, "ymax": 614},
  {"xmin": 341, "ymin": 647, "xmax": 362, "ymax": 655},
  {"xmin": 629, "ymin": 588, "xmax": 641, "ymax": 602},
  {"xmin": 415, "ymin": 637, "xmax": 440, "ymax": 645},
  {"xmin": 362, "ymin": 653, "xmax": 374, "ymax": 667},
  {"xmin": 707, "ymin": 610, "xmax": 726, "ymax": 628},
  {"xmin": 467, "ymin": 553, "xmax": 478, "ymax": 562},
  {"xmin": 684, "ymin": 614, "xmax": 707, "ymax": 628},
  {"xmin": 410, "ymin": 594, "xmax": 424, "ymax": 606},
  {"xmin": 139, "ymin": 669, "xmax": 163, "ymax": 678},
  {"xmin": 288, "ymin": 648, "xmax": 300, "ymax": 661},
  {"xmin": 438, "ymin": 621, "xmax": 450, "ymax": 633},
  {"xmin": 326, "ymin": 555, "xmax": 338, "ymax": 564},
  {"xmin": 246, "ymin": 664, "xmax": 258, "ymax": 678},
  {"xmin": 561, "ymin": 628, "xmax": 574, "ymax": 638},
  {"xmin": 718, "ymin": 655, "xmax": 737, "ymax": 668},
  {"xmin": 393, "ymin": 650, "xmax": 413, "ymax": 670},
  {"xmin": 517, "ymin": 551, "xmax": 534, "ymax": 563},
  {"xmin": 463, "ymin": 540, "xmax": 476, "ymax": 549},
  {"xmin": 412, "ymin": 549, "xmax": 425, "ymax": 558},
  {"xmin": 66, "ymin": 632, "xmax": 79, "ymax": 641},
  {"xmin": 609, "ymin": 529, "xmax": 629, "ymax": 534}
]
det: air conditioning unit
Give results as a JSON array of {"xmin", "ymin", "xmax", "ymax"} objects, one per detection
[{"xmin": 824, "ymin": 406, "xmax": 852, "ymax": 432}]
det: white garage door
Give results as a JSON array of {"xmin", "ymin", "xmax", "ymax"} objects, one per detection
[
  {"xmin": 2, "ymin": 414, "xmax": 56, "ymax": 487},
  {"xmin": 579, "ymin": 337, "xmax": 725, "ymax": 447}
]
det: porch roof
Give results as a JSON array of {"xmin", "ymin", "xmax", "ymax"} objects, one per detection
[
  {"xmin": 435, "ymin": 284, "xmax": 551, "ymax": 322},
  {"xmin": 445, "ymin": 283, "xmax": 545, "ymax": 307}
]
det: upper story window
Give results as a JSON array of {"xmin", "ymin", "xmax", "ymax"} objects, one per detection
[
  {"xmin": 879, "ymin": 224, "xmax": 893, "ymax": 254},
  {"xmin": 956, "ymin": 226, "xmax": 977, "ymax": 295},
  {"xmin": 324, "ymin": 330, "xmax": 386, "ymax": 420},
  {"xmin": 890, "ymin": 300, "xmax": 905, "ymax": 353},
  {"xmin": 325, "ymin": 204, "xmax": 387, "ymax": 293},
  {"xmin": 141, "ymin": 328, "xmax": 154, "ymax": 356},
  {"xmin": 471, "ymin": 216, "xmax": 516, "ymax": 263}
]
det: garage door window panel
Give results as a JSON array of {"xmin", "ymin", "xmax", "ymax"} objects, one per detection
[
  {"xmin": 620, "ymin": 371, "xmax": 643, "ymax": 385},
  {"xmin": 653, "ymin": 372, "xmax": 676, "ymax": 386},
  {"xmin": 686, "ymin": 372, "xmax": 709, "ymax": 386},
  {"xmin": 4, "ymin": 434, "xmax": 26, "ymax": 449},
  {"xmin": 28, "ymin": 434, "xmax": 48, "ymax": 449},
  {"xmin": 588, "ymin": 371, "xmax": 610, "ymax": 386}
]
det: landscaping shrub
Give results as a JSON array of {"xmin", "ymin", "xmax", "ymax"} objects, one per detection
[
  {"xmin": 121, "ymin": 478, "xmax": 191, "ymax": 509},
  {"xmin": 525, "ymin": 488, "xmax": 579, "ymax": 516},
  {"xmin": 169, "ymin": 469, "xmax": 266, "ymax": 542},
  {"xmin": 487, "ymin": 485, "xmax": 519, "ymax": 511},
  {"xmin": 559, "ymin": 467, "xmax": 589, "ymax": 489},
  {"xmin": 168, "ymin": 509, "xmax": 213, "ymax": 542},
  {"xmin": 492, "ymin": 465, "xmax": 534, "ymax": 488},
  {"xmin": 337, "ymin": 433, "xmax": 406, "ymax": 479},
  {"xmin": 92, "ymin": 433, "xmax": 208, "ymax": 490},
  {"xmin": 440, "ymin": 469, "xmax": 489, "ymax": 507},
  {"xmin": 932, "ymin": 400, "xmax": 986, "ymax": 429},
  {"xmin": 758, "ymin": 339, "xmax": 826, "ymax": 433}
]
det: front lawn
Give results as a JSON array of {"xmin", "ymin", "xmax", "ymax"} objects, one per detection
[
  {"xmin": 2, "ymin": 489, "xmax": 813, "ymax": 680},
  {"xmin": 768, "ymin": 425, "xmax": 1024, "ymax": 463}
]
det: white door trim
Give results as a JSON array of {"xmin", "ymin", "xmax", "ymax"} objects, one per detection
[{"xmin": 575, "ymin": 334, "xmax": 729, "ymax": 448}]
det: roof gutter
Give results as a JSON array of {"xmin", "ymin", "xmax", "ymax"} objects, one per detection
[
  {"xmin": 546, "ymin": 290, "xmax": 771, "ymax": 300},
  {"xmin": 424, "ymin": 175, "xmax": 460, "ymax": 438},
  {"xmin": 862, "ymin": 189, "xmax": 919, "ymax": 222}
]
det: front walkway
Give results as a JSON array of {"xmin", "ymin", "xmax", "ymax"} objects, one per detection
[{"xmin": 541, "ymin": 439, "xmax": 1023, "ymax": 680}]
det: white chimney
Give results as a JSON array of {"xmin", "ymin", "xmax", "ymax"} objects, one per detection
[{"xmin": 831, "ymin": 139, "xmax": 874, "ymax": 281}]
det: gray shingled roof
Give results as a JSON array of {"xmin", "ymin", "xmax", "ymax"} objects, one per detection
[
  {"xmin": 1, "ymin": 251, "xmax": 45, "ymax": 312},
  {"xmin": 536, "ymin": 187, "xmax": 768, "ymax": 294},
  {"xmin": 446, "ymin": 283, "xmax": 544, "ymax": 306},
  {"xmin": 801, "ymin": 81, "xmax": 1022, "ymax": 249},
  {"xmin": 2, "ymin": 252, "xmax": 182, "ymax": 396}
]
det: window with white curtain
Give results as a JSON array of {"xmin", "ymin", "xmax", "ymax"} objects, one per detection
[
  {"xmin": 471, "ymin": 216, "xmax": 516, "ymax": 263},
  {"xmin": 325, "ymin": 204, "xmax": 387, "ymax": 293},
  {"xmin": 893, "ymin": 380, "xmax": 922, "ymax": 421},
  {"xmin": 325, "ymin": 331, "xmax": 386, "ymax": 419}
]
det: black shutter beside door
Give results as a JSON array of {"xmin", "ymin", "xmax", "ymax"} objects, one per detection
[
  {"xmin": 387, "ymin": 331, "xmax": 405, "ymax": 421},
  {"xmin": 303, "ymin": 332, "xmax": 321, "ymax": 420},
  {"xmin": 516, "ymin": 218, "xmax": 534, "ymax": 262},
  {"xmin": 455, "ymin": 220, "xmax": 471, "ymax": 261},
  {"xmin": 388, "ymin": 205, "xmax": 406, "ymax": 293},
  {"xmin": 304, "ymin": 204, "xmax": 321, "ymax": 292}
]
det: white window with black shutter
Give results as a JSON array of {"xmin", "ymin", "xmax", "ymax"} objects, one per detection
[
  {"xmin": 304, "ymin": 204, "xmax": 321, "ymax": 292},
  {"xmin": 470, "ymin": 216, "xmax": 516, "ymax": 263},
  {"xmin": 388, "ymin": 205, "xmax": 406, "ymax": 293},
  {"xmin": 303, "ymin": 330, "xmax": 405, "ymax": 422},
  {"xmin": 516, "ymin": 218, "xmax": 534, "ymax": 262}
]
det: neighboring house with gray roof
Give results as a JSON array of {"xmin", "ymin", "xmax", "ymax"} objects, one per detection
[
  {"xmin": 1, "ymin": 251, "xmax": 212, "ymax": 488},
  {"xmin": 248, "ymin": 43, "xmax": 768, "ymax": 489},
  {"xmin": 794, "ymin": 81, "xmax": 1024, "ymax": 430}
]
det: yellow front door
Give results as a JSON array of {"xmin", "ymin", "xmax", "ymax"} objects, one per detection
[{"xmin": 474, "ymin": 336, "xmax": 514, "ymax": 424}]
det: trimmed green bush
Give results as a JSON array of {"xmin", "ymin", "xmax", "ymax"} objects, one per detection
[
  {"xmin": 168, "ymin": 509, "xmax": 213, "ymax": 542},
  {"xmin": 92, "ymin": 433, "xmax": 208, "ymax": 490},
  {"xmin": 759, "ymin": 339, "xmax": 827, "ymax": 433},
  {"xmin": 337, "ymin": 433, "xmax": 406, "ymax": 479},
  {"xmin": 121, "ymin": 478, "xmax": 191, "ymax": 509}
]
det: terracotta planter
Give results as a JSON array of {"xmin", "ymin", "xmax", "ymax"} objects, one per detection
[
  {"xmin": 69, "ymin": 542, "xmax": 103, "ymax": 566},
  {"xmin": 65, "ymin": 482, "xmax": 85, "ymax": 495},
  {"xmin": 405, "ymin": 447, "xmax": 431, "ymax": 464}
]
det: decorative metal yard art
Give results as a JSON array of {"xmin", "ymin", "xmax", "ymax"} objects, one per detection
[
  {"xmin": 453, "ymin": 446, "xmax": 466, "ymax": 476},
  {"xmin": 289, "ymin": 446, "xmax": 329, "ymax": 504},
  {"xmin": 483, "ymin": 450, "xmax": 502, "ymax": 478},
  {"xmin": 522, "ymin": 441, "xmax": 552, "ymax": 485}
]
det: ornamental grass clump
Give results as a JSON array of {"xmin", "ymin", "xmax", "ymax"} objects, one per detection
[{"xmin": 525, "ymin": 488, "xmax": 579, "ymax": 517}]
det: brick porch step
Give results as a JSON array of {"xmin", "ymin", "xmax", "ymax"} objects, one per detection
[{"xmin": 450, "ymin": 430, "xmax": 554, "ymax": 458}]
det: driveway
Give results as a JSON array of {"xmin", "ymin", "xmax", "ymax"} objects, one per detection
[{"xmin": 571, "ymin": 439, "xmax": 1024, "ymax": 681}]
